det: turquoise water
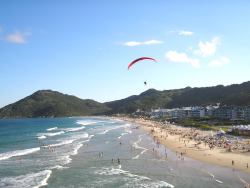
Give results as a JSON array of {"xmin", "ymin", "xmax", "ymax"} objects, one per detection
[{"xmin": 0, "ymin": 117, "xmax": 249, "ymax": 188}]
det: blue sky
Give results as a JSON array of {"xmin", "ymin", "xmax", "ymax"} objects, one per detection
[{"xmin": 1, "ymin": 0, "xmax": 250, "ymax": 107}]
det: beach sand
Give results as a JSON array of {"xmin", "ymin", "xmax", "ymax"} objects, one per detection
[{"xmin": 118, "ymin": 116, "xmax": 250, "ymax": 175}]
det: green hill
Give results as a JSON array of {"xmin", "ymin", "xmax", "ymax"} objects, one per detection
[
  {"xmin": 1, "ymin": 81, "xmax": 250, "ymax": 118},
  {"xmin": 0, "ymin": 90, "xmax": 110, "ymax": 118},
  {"xmin": 105, "ymin": 81, "xmax": 250, "ymax": 114}
]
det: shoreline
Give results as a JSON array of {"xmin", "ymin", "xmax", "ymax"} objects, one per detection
[{"xmin": 114, "ymin": 116, "xmax": 250, "ymax": 175}]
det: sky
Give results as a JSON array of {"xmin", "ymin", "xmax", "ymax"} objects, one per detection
[{"xmin": 0, "ymin": 0, "xmax": 250, "ymax": 107}]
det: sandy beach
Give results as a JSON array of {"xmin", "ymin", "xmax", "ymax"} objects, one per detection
[{"xmin": 116, "ymin": 116, "xmax": 250, "ymax": 175}]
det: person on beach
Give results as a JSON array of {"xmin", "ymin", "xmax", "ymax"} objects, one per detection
[
  {"xmin": 118, "ymin": 158, "xmax": 120, "ymax": 164},
  {"xmin": 232, "ymin": 160, "xmax": 234, "ymax": 166}
]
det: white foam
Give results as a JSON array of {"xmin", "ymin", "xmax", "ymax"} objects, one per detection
[
  {"xmin": 124, "ymin": 123, "xmax": 131, "ymax": 127},
  {"xmin": 70, "ymin": 134, "xmax": 94, "ymax": 156},
  {"xmin": 94, "ymin": 165, "xmax": 150, "ymax": 180},
  {"xmin": 125, "ymin": 129, "xmax": 132, "ymax": 134},
  {"xmin": 0, "ymin": 170, "xmax": 52, "ymax": 188},
  {"xmin": 132, "ymin": 148, "xmax": 148, "ymax": 159},
  {"xmin": 51, "ymin": 165, "xmax": 69, "ymax": 170},
  {"xmin": 133, "ymin": 135, "xmax": 146, "ymax": 150},
  {"xmin": 215, "ymin": 179, "xmax": 223, "ymax": 184},
  {"xmin": 37, "ymin": 135, "xmax": 46, "ymax": 140},
  {"xmin": 0, "ymin": 147, "xmax": 40, "ymax": 161},
  {"xmin": 114, "ymin": 119, "xmax": 123, "ymax": 122},
  {"xmin": 206, "ymin": 171, "xmax": 215, "ymax": 178},
  {"xmin": 94, "ymin": 166, "xmax": 149, "ymax": 179},
  {"xmin": 34, "ymin": 170, "xmax": 52, "ymax": 188},
  {"xmin": 72, "ymin": 133, "xmax": 89, "ymax": 140},
  {"xmin": 46, "ymin": 127, "xmax": 58, "ymax": 131},
  {"xmin": 59, "ymin": 135, "xmax": 93, "ymax": 165},
  {"xmin": 41, "ymin": 139, "xmax": 76, "ymax": 148},
  {"xmin": 71, "ymin": 143, "xmax": 83, "ymax": 156},
  {"xmin": 38, "ymin": 131, "xmax": 65, "ymax": 137},
  {"xmin": 118, "ymin": 132, "xmax": 128, "ymax": 139},
  {"xmin": 98, "ymin": 124, "xmax": 131, "ymax": 135},
  {"xmin": 139, "ymin": 181, "xmax": 175, "ymax": 188},
  {"xmin": 63, "ymin": 126, "xmax": 85, "ymax": 132},
  {"xmin": 204, "ymin": 170, "xmax": 223, "ymax": 184},
  {"xmin": 89, "ymin": 134, "xmax": 94, "ymax": 139},
  {"xmin": 94, "ymin": 166, "xmax": 174, "ymax": 188},
  {"xmin": 60, "ymin": 155, "xmax": 72, "ymax": 165},
  {"xmin": 76, "ymin": 120, "xmax": 99, "ymax": 126},
  {"xmin": 99, "ymin": 129, "xmax": 109, "ymax": 135},
  {"xmin": 132, "ymin": 134, "xmax": 148, "ymax": 159}
]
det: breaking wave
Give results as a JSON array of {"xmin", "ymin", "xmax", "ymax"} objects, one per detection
[
  {"xmin": 63, "ymin": 126, "xmax": 85, "ymax": 132},
  {"xmin": 94, "ymin": 165, "xmax": 174, "ymax": 188},
  {"xmin": 0, "ymin": 147, "xmax": 40, "ymax": 161},
  {"xmin": 46, "ymin": 127, "xmax": 58, "ymax": 131},
  {"xmin": 0, "ymin": 170, "xmax": 52, "ymax": 188}
]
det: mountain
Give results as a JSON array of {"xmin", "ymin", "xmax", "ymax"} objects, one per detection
[
  {"xmin": 1, "ymin": 81, "xmax": 250, "ymax": 118},
  {"xmin": 0, "ymin": 90, "xmax": 110, "ymax": 118},
  {"xmin": 106, "ymin": 81, "xmax": 250, "ymax": 114}
]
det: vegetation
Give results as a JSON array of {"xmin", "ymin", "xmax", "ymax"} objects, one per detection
[
  {"xmin": 1, "ymin": 81, "xmax": 250, "ymax": 118},
  {"xmin": 175, "ymin": 119, "xmax": 220, "ymax": 130},
  {"xmin": 0, "ymin": 90, "xmax": 110, "ymax": 118},
  {"xmin": 106, "ymin": 81, "xmax": 250, "ymax": 114}
]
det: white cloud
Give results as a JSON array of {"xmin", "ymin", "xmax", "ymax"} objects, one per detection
[
  {"xmin": 165, "ymin": 50, "xmax": 200, "ymax": 68},
  {"xmin": 4, "ymin": 31, "xmax": 31, "ymax": 44},
  {"xmin": 195, "ymin": 37, "xmax": 220, "ymax": 57},
  {"xmin": 123, "ymin": 39, "xmax": 163, "ymax": 47},
  {"xmin": 178, "ymin": 30, "xmax": 194, "ymax": 36},
  {"xmin": 124, "ymin": 41, "xmax": 141, "ymax": 47},
  {"xmin": 143, "ymin": 39, "xmax": 163, "ymax": 45},
  {"xmin": 208, "ymin": 57, "xmax": 230, "ymax": 68}
]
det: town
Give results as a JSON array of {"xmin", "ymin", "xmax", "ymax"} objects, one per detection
[{"xmin": 133, "ymin": 104, "xmax": 250, "ymax": 136}]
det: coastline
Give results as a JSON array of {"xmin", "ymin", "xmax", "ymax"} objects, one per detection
[{"xmin": 114, "ymin": 116, "xmax": 250, "ymax": 175}]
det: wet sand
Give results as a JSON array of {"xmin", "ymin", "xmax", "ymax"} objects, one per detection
[
  {"xmin": 46, "ymin": 117, "xmax": 250, "ymax": 188},
  {"xmin": 118, "ymin": 116, "xmax": 250, "ymax": 175}
]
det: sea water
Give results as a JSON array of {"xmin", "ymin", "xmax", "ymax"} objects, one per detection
[{"xmin": 0, "ymin": 117, "xmax": 249, "ymax": 188}]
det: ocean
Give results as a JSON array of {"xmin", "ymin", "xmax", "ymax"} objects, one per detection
[{"xmin": 0, "ymin": 117, "xmax": 249, "ymax": 188}]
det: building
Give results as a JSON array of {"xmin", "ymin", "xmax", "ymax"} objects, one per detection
[
  {"xmin": 205, "ymin": 105, "xmax": 219, "ymax": 117},
  {"xmin": 244, "ymin": 107, "xmax": 250, "ymax": 121},
  {"xmin": 150, "ymin": 105, "xmax": 250, "ymax": 121},
  {"xmin": 150, "ymin": 108, "xmax": 170, "ymax": 118},
  {"xmin": 213, "ymin": 106, "xmax": 234, "ymax": 120},
  {"xmin": 190, "ymin": 107, "xmax": 205, "ymax": 118}
]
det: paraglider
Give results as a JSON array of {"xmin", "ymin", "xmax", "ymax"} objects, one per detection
[
  {"xmin": 127, "ymin": 57, "xmax": 157, "ymax": 86},
  {"xmin": 127, "ymin": 57, "xmax": 157, "ymax": 70}
]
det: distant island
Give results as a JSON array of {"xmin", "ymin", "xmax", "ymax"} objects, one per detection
[{"xmin": 0, "ymin": 81, "xmax": 250, "ymax": 118}]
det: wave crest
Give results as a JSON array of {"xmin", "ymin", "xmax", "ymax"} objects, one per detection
[
  {"xmin": 46, "ymin": 127, "xmax": 58, "ymax": 131},
  {"xmin": 0, "ymin": 170, "xmax": 52, "ymax": 188},
  {"xmin": 0, "ymin": 147, "xmax": 40, "ymax": 161}
]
